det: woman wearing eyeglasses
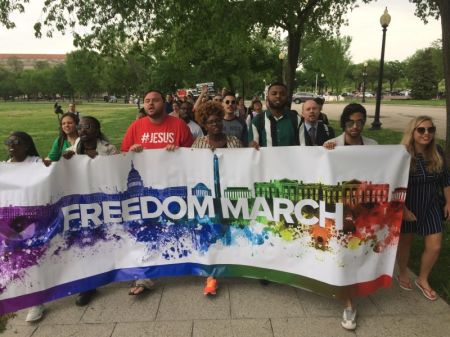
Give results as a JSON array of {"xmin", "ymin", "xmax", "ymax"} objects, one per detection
[
  {"xmin": 4, "ymin": 131, "xmax": 41, "ymax": 163},
  {"xmin": 191, "ymin": 101, "xmax": 241, "ymax": 296},
  {"xmin": 47, "ymin": 112, "xmax": 79, "ymax": 161},
  {"xmin": 192, "ymin": 101, "xmax": 242, "ymax": 150},
  {"xmin": 4, "ymin": 132, "xmax": 43, "ymax": 322},
  {"xmin": 397, "ymin": 116, "xmax": 450, "ymax": 301}
]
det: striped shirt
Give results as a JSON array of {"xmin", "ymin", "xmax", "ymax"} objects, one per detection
[
  {"xmin": 402, "ymin": 147, "xmax": 450, "ymax": 236},
  {"xmin": 191, "ymin": 135, "xmax": 242, "ymax": 149}
]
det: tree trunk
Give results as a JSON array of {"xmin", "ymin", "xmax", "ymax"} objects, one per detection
[
  {"xmin": 286, "ymin": 29, "xmax": 301, "ymax": 108},
  {"xmin": 439, "ymin": 0, "xmax": 450, "ymax": 160}
]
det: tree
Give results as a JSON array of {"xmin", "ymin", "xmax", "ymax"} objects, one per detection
[
  {"xmin": 0, "ymin": 0, "xmax": 373, "ymax": 102},
  {"xmin": 244, "ymin": 0, "xmax": 372, "ymax": 100},
  {"xmin": 6, "ymin": 57, "xmax": 23, "ymax": 74},
  {"xmin": 410, "ymin": 0, "xmax": 450, "ymax": 157},
  {"xmin": 50, "ymin": 64, "xmax": 73, "ymax": 99},
  {"xmin": 0, "ymin": 67, "xmax": 19, "ymax": 100},
  {"xmin": 350, "ymin": 60, "xmax": 379, "ymax": 93},
  {"xmin": 301, "ymin": 36, "xmax": 352, "ymax": 96},
  {"xmin": 65, "ymin": 50, "xmax": 102, "ymax": 100},
  {"xmin": 384, "ymin": 61, "xmax": 405, "ymax": 93},
  {"xmin": 406, "ymin": 48, "xmax": 439, "ymax": 99},
  {"xmin": 16, "ymin": 69, "xmax": 40, "ymax": 98}
]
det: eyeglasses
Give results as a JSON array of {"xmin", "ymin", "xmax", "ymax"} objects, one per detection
[
  {"xmin": 345, "ymin": 119, "xmax": 364, "ymax": 128},
  {"xmin": 4, "ymin": 139, "xmax": 20, "ymax": 146},
  {"xmin": 77, "ymin": 124, "xmax": 91, "ymax": 130},
  {"xmin": 206, "ymin": 119, "xmax": 223, "ymax": 126},
  {"xmin": 224, "ymin": 100, "xmax": 236, "ymax": 105},
  {"xmin": 415, "ymin": 126, "xmax": 436, "ymax": 135}
]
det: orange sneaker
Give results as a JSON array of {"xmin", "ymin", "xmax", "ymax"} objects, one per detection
[{"xmin": 203, "ymin": 276, "xmax": 218, "ymax": 295}]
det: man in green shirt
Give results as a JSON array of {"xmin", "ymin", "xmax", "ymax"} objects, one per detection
[{"xmin": 248, "ymin": 82, "xmax": 299, "ymax": 148}]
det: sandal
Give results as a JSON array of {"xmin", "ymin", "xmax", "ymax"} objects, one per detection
[
  {"xmin": 128, "ymin": 279, "xmax": 155, "ymax": 295},
  {"xmin": 396, "ymin": 275, "xmax": 413, "ymax": 291},
  {"xmin": 415, "ymin": 279, "xmax": 437, "ymax": 301},
  {"xmin": 203, "ymin": 276, "xmax": 218, "ymax": 296}
]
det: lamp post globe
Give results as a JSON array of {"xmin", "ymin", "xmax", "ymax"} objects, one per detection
[
  {"xmin": 362, "ymin": 62, "xmax": 368, "ymax": 103},
  {"xmin": 278, "ymin": 52, "xmax": 286, "ymax": 83},
  {"xmin": 371, "ymin": 7, "xmax": 391, "ymax": 130}
]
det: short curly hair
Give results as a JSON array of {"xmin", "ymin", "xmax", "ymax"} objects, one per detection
[{"xmin": 197, "ymin": 101, "xmax": 225, "ymax": 128}]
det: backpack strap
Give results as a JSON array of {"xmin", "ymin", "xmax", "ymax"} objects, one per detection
[
  {"xmin": 255, "ymin": 110, "xmax": 300, "ymax": 146},
  {"xmin": 255, "ymin": 112, "xmax": 265, "ymax": 146},
  {"xmin": 288, "ymin": 110, "xmax": 300, "ymax": 145}
]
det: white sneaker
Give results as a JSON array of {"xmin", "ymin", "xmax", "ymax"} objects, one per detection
[
  {"xmin": 341, "ymin": 307, "xmax": 357, "ymax": 330},
  {"xmin": 25, "ymin": 305, "xmax": 44, "ymax": 322}
]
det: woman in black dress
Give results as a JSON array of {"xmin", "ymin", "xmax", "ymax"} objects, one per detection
[{"xmin": 397, "ymin": 116, "xmax": 450, "ymax": 301}]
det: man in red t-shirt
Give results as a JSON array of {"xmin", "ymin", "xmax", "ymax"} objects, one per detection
[
  {"xmin": 121, "ymin": 90, "xmax": 193, "ymax": 152},
  {"xmin": 121, "ymin": 90, "xmax": 192, "ymax": 295}
]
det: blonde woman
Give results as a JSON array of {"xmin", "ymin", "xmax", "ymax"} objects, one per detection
[{"xmin": 397, "ymin": 116, "xmax": 450, "ymax": 301}]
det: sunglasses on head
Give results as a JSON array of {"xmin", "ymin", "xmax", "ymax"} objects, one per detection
[
  {"xmin": 4, "ymin": 139, "xmax": 20, "ymax": 146},
  {"xmin": 415, "ymin": 126, "xmax": 436, "ymax": 135},
  {"xmin": 224, "ymin": 100, "xmax": 236, "ymax": 105}
]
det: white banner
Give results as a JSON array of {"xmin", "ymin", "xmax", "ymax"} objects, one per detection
[{"xmin": 0, "ymin": 146, "xmax": 410, "ymax": 314}]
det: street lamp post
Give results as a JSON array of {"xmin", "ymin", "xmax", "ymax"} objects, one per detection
[
  {"xmin": 362, "ymin": 62, "xmax": 368, "ymax": 103},
  {"xmin": 278, "ymin": 52, "xmax": 286, "ymax": 84},
  {"xmin": 315, "ymin": 73, "xmax": 319, "ymax": 95},
  {"xmin": 320, "ymin": 73, "xmax": 325, "ymax": 95},
  {"xmin": 371, "ymin": 7, "xmax": 391, "ymax": 130}
]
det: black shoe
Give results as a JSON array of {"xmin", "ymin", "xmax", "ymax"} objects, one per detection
[
  {"xmin": 259, "ymin": 280, "xmax": 270, "ymax": 286},
  {"xmin": 75, "ymin": 289, "xmax": 96, "ymax": 306}
]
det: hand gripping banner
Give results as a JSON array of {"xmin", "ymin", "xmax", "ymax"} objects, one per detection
[{"xmin": 0, "ymin": 146, "xmax": 410, "ymax": 314}]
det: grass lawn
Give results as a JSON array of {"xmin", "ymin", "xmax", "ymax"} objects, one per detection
[
  {"xmin": 0, "ymin": 102, "xmax": 449, "ymax": 331},
  {"xmin": 0, "ymin": 101, "xmax": 138, "ymax": 160}
]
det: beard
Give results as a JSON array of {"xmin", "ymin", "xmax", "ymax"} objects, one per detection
[{"xmin": 267, "ymin": 99, "xmax": 286, "ymax": 110}]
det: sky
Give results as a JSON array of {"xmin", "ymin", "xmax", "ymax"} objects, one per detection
[{"xmin": 0, "ymin": 0, "xmax": 442, "ymax": 63}]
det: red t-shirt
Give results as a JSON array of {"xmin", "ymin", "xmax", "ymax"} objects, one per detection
[{"xmin": 121, "ymin": 115, "xmax": 193, "ymax": 151}]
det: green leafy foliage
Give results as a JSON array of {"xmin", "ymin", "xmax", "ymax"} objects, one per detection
[
  {"xmin": 406, "ymin": 48, "xmax": 439, "ymax": 99},
  {"xmin": 65, "ymin": 50, "xmax": 102, "ymax": 99},
  {"xmin": 384, "ymin": 61, "xmax": 405, "ymax": 93},
  {"xmin": 301, "ymin": 36, "xmax": 352, "ymax": 95}
]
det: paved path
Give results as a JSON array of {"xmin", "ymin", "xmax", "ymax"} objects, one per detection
[
  {"xmin": 291, "ymin": 102, "xmax": 447, "ymax": 139},
  {"xmin": 3, "ymin": 274, "xmax": 450, "ymax": 337}
]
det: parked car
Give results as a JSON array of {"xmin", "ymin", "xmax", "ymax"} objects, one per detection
[
  {"xmin": 355, "ymin": 92, "xmax": 374, "ymax": 98},
  {"xmin": 292, "ymin": 92, "xmax": 319, "ymax": 104},
  {"xmin": 399, "ymin": 90, "xmax": 411, "ymax": 97},
  {"xmin": 108, "ymin": 95, "xmax": 118, "ymax": 103}
]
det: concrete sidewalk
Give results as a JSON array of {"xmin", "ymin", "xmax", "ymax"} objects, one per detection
[{"xmin": 3, "ymin": 275, "xmax": 450, "ymax": 337}]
